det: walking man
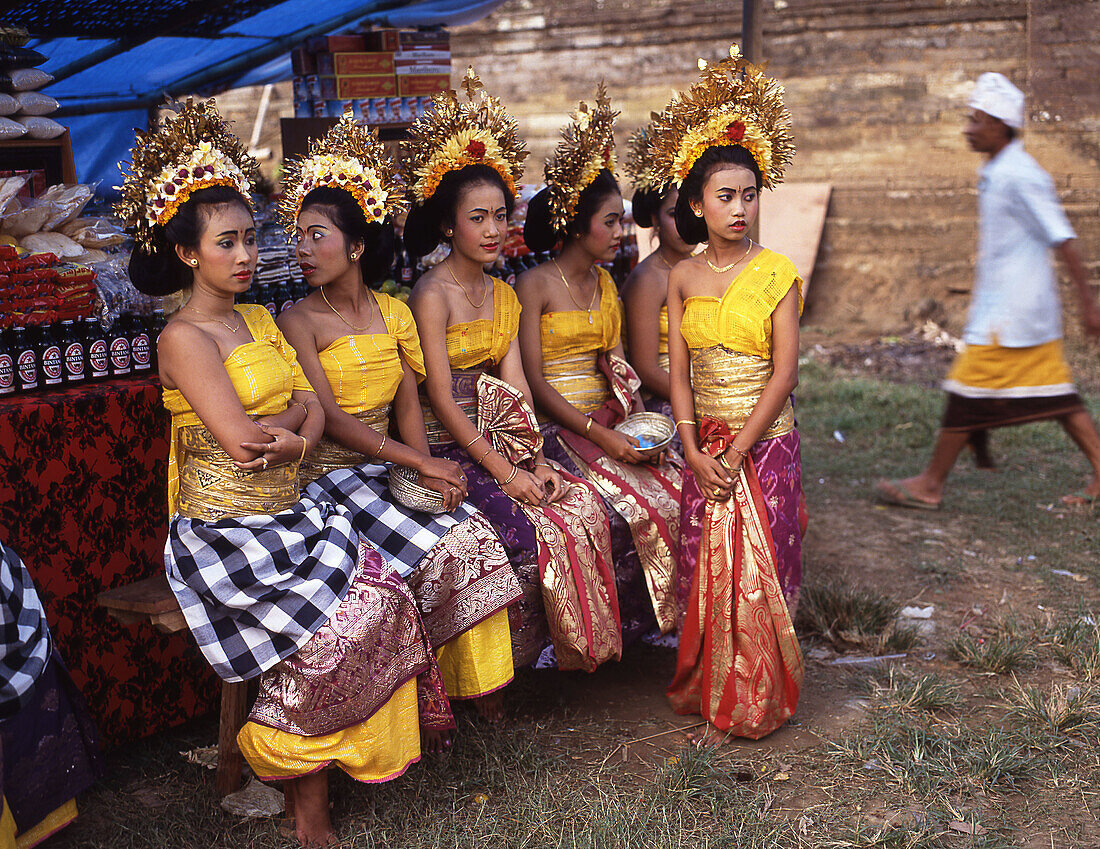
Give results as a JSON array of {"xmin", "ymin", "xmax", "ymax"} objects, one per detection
[{"xmin": 878, "ymin": 72, "xmax": 1100, "ymax": 510}]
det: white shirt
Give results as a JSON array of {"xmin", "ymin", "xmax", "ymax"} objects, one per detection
[{"xmin": 964, "ymin": 140, "xmax": 1076, "ymax": 347}]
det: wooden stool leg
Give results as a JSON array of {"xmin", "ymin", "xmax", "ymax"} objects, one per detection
[{"xmin": 216, "ymin": 680, "xmax": 249, "ymax": 796}]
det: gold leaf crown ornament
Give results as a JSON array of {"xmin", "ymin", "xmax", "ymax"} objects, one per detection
[
  {"xmin": 402, "ymin": 67, "xmax": 527, "ymax": 206},
  {"xmin": 115, "ymin": 99, "xmax": 258, "ymax": 252},
  {"xmin": 278, "ymin": 107, "xmax": 406, "ymax": 233},
  {"xmin": 648, "ymin": 45, "xmax": 794, "ymax": 190},
  {"xmin": 544, "ymin": 83, "xmax": 619, "ymax": 232},
  {"xmin": 624, "ymin": 122, "xmax": 665, "ymax": 196}
]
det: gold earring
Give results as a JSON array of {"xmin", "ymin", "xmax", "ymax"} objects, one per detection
[
  {"xmin": 190, "ymin": 260, "xmax": 198, "ymax": 266},
  {"xmin": 445, "ymin": 229, "xmax": 453, "ymax": 237},
  {"xmin": 693, "ymin": 210, "xmax": 703, "ymax": 218}
]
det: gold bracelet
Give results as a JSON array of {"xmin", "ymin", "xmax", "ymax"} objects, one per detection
[
  {"xmin": 729, "ymin": 444, "xmax": 748, "ymax": 459},
  {"xmin": 474, "ymin": 444, "xmax": 493, "ymax": 463},
  {"xmin": 675, "ymin": 419, "xmax": 695, "ymax": 428},
  {"xmin": 584, "ymin": 417, "xmax": 594, "ymax": 436},
  {"xmin": 463, "ymin": 433, "xmax": 484, "ymax": 449},
  {"xmin": 372, "ymin": 433, "xmax": 387, "ymax": 458},
  {"xmin": 535, "ymin": 461, "xmax": 551, "ymax": 469},
  {"xmin": 500, "ymin": 465, "xmax": 519, "ymax": 486},
  {"xmin": 299, "ymin": 437, "xmax": 309, "ymax": 463}
]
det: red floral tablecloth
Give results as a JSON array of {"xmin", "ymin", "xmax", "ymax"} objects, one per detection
[{"xmin": 0, "ymin": 377, "xmax": 217, "ymax": 744}]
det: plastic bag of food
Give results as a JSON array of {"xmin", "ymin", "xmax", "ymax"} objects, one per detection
[
  {"xmin": 1, "ymin": 198, "xmax": 52, "ymax": 237},
  {"xmin": 72, "ymin": 248, "xmax": 109, "ymax": 265},
  {"xmin": 59, "ymin": 216, "xmax": 125, "ymax": 248},
  {"xmin": 6, "ymin": 68, "xmax": 53, "ymax": 91},
  {"xmin": 21, "ymin": 231, "xmax": 83, "ymax": 258},
  {"xmin": 0, "ymin": 174, "xmax": 29, "ymax": 214},
  {"xmin": 0, "ymin": 116, "xmax": 26, "ymax": 139},
  {"xmin": 0, "ymin": 46, "xmax": 48, "ymax": 69},
  {"xmin": 17, "ymin": 116, "xmax": 64, "ymax": 139},
  {"xmin": 14, "ymin": 91, "xmax": 58, "ymax": 116},
  {"xmin": 0, "ymin": 93, "xmax": 16, "ymax": 115},
  {"xmin": 39, "ymin": 183, "xmax": 95, "ymax": 231}
]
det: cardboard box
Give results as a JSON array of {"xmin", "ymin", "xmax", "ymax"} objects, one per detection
[
  {"xmin": 291, "ymin": 47, "xmax": 315, "ymax": 75},
  {"xmin": 398, "ymin": 29, "xmax": 450, "ymax": 48},
  {"xmin": 336, "ymin": 74, "xmax": 398, "ymax": 99},
  {"xmin": 395, "ymin": 63, "xmax": 450, "ymax": 76},
  {"xmin": 397, "ymin": 73, "xmax": 450, "ymax": 97},
  {"xmin": 333, "ymin": 52, "xmax": 395, "ymax": 75},
  {"xmin": 394, "ymin": 49, "xmax": 450, "ymax": 62},
  {"xmin": 306, "ymin": 34, "xmax": 365, "ymax": 53},
  {"xmin": 362, "ymin": 28, "xmax": 399, "ymax": 52}
]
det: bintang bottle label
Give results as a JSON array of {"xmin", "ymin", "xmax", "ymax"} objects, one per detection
[
  {"xmin": 110, "ymin": 335, "xmax": 131, "ymax": 375},
  {"xmin": 65, "ymin": 340, "xmax": 85, "ymax": 382},
  {"xmin": 89, "ymin": 338, "xmax": 109, "ymax": 378},
  {"xmin": 131, "ymin": 330, "xmax": 151, "ymax": 370},
  {"xmin": 0, "ymin": 349, "xmax": 13, "ymax": 394},
  {"xmin": 41, "ymin": 342, "xmax": 63, "ymax": 384},
  {"xmin": 17, "ymin": 348, "xmax": 37, "ymax": 389}
]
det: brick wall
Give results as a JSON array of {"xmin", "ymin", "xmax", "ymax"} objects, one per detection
[{"xmin": 450, "ymin": 0, "xmax": 1099, "ymax": 338}]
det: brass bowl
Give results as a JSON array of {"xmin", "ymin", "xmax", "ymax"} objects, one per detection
[
  {"xmin": 388, "ymin": 465, "xmax": 447, "ymax": 514},
  {"xmin": 614, "ymin": 412, "xmax": 675, "ymax": 459}
]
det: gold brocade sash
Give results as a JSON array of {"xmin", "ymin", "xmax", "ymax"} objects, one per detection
[
  {"xmin": 690, "ymin": 346, "xmax": 793, "ymax": 439},
  {"xmin": 541, "ymin": 353, "xmax": 610, "ymax": 417},
  {"xmin": 177, "ymin": 425, "xmax": 298, "ymax": 520},
  {"xmin": 299, "ymin": 405, "xmax": 391, "ymax": 486}
]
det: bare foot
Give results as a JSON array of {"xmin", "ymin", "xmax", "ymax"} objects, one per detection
[
  {"xmin": 289, "ymin": 772, "xmax": 334, "ymax": 848},
  {"xmin": 701, "ymin": 722, "xmax": 731, "ymax": 747},
  {"xmin": 875, "ymin": 477, "xmax": 941, "ymax": 510},
  {"xmin": 1060, "ymin": 476, "xmax": 1100, "ymax": 508},
  {"xmin": 472, "ymin": 690, "xmax": 505, "ymax": 723},
  {"xmin": 421, "ymin": 727, "xmax": 453, "ymax": 755}
]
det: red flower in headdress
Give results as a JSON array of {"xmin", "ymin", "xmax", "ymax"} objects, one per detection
[
  {"xmin": 603, "ymin": 143, "xmax": 613, "ymax": 166},
  {"xmin": 465, "ymin": 140, "xmax": 486, "ymax": 159},
  {"xmin": 724, "ymin": 121, "xmax": 746, "ymax": 142}
]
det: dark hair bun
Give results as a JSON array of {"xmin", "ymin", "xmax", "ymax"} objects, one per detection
[
  {"xmin": 522, "ymin": 187, "xmax": 558, "ymax": 253},
  {"xmin": 631, "ymin": 187, "xmax": 661, "ymax": 229}
]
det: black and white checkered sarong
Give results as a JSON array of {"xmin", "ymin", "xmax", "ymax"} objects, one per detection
[
  {"xmin": 305, "ymin": 463, "xmax": 478, "ymax": 578},
  {"xmin": 166, "ymin": 495, "xmax": 359, "ymax": 683},
  {"xmin": 0, "ymin": 540, "xmax": 52, "ymax": 718}
]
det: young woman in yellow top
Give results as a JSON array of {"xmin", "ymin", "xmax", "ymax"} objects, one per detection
[
  {"xmin": 276, "ymin": 115, "xmax": 520, "ymax": 727},
  {"xmin": 517, "ymin": 90, "xmax": 684, "ymax": 647},
  {"xmin": 118, "ymin": 101, "xmax": 448, "ymax": 847},
  {"xmin": 405, "ymin": 71, "xmax": 621, "ymax": 676},
  {"xmin": 655, "ymin": 48, "xmax": 805, "ymax": 741},
  {"xmin": 622, "ymin": 124, "xmax": 694, "ymax": 415}
]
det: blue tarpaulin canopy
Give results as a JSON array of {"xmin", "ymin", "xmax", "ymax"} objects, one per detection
[{"xmin": 7, "ymin": 0, "xmax": 506, "ymax": 186}]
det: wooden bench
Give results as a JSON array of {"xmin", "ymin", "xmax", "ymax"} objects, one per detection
[{"xmin": 98, "ymin": 573, "xmax": 248, "ymax": 797}]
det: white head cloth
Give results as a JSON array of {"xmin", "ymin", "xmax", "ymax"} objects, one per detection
[{"xmin": 968, "ymin": 72, "xmax": 1025, "ymax": 129}]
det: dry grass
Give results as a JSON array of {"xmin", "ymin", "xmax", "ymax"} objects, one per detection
[{"xmin": 796, "ymin": 579, "xmax": 920, "ymax": 654}]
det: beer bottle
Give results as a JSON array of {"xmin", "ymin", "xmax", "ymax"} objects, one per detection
[
  {"xmin": 86, "ymin": 317, "xmax": 109, "ymax": 381},
  {"xmin": 0, "ymin": 328, "xmax": 14, "ymax": 396},
  {"xmin": 130, "ymin": 314, "xmax": 152, "ymax": 372},
  {"xmin": 61, "ymin": 319, "xmax": 86, "ymax": 385},
  {"xmin": 109, "ymin": 317, "xmax": 131, "ymax": 377},
  {"xmin": 13, "ymin": 326, "xmax": 38, "ymax": 392},
  {"xmin": 39, "ymin": 323, "xmax": 64, "ymax": 387}
]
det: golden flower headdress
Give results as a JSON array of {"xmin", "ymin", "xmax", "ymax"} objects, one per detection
[
  {"xmin": 648, "ymin": 45, "xmax": 794, "ymax": 189},
  {"xmin": 278, "ymin": 108, "xmax": 406, "ymax": 232},
  {"xmin": 625, "ymin": 122, "xmax": 666, "ymax": 196},
  {"xmin": 544, "ymin": 83, "xmax": 619, "ymax": 232},
  {"xmin": 115, "ymin": 98, "xmax": 257, "ymax": 252},
  {"xmin": 402, "ymin": 67, "xmax": 527, "ymax": 206}
]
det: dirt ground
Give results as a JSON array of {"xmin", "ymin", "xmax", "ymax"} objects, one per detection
[{"xmin": 52, "ymin": 332, "xmax": 1100, "ymax": 848}]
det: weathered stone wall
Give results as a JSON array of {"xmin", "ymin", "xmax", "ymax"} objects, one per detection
[
  {"xmin": 451, "ymin": 0, "xmax": 1100, "ymax": 339},
  {"xmin": 220, "ymin": 0, "xmax": 1100, "ymax": 339}
]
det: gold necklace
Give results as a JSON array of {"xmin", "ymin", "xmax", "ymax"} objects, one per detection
[
  {"xmin": 320, "ymin": 286, "xmax": 374, "ymax": 332},
  {"xmin": 653, "ymin": 249, "xmax": 674, "ymax": 272},
  {"xmin": 444, "ymin": 258, "xmax": 489, "ymax": 309},
  {"xmin": 185, "ymin": 305, "xmax": 241, "ymax": 333},
  {"xmin": 705, "ymin": 238, "xmax": 753, "ymax": 274},
  {"xmin": 552, "ymin": 258, "xmax": 598, "ymax": 325}
]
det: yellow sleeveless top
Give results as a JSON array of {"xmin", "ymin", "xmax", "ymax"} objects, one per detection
[
  {"xmin": 657, "ymin": 305, "xmax": 669, "ymax": 356},
  {"xmin": 318, "ymin": 292, "xmax": 426, "ymax": 415},
  {"xmin": 445, "ymin": 278, "xmax": 519, "ymax": 369},
  {"xmin": 538, "ymin": 266, "xmax": 620, "ymax": 414},
  {"xmin": 161, "ymin": 304, "xmax": 313, "ymax": 517},
  {"xmin": 539, "ymin": 266, "xmax": 620, "ymax": 361},
  {"xmin": 680, "ymin": 249, "xmax": 803, "ymax": 357}
]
